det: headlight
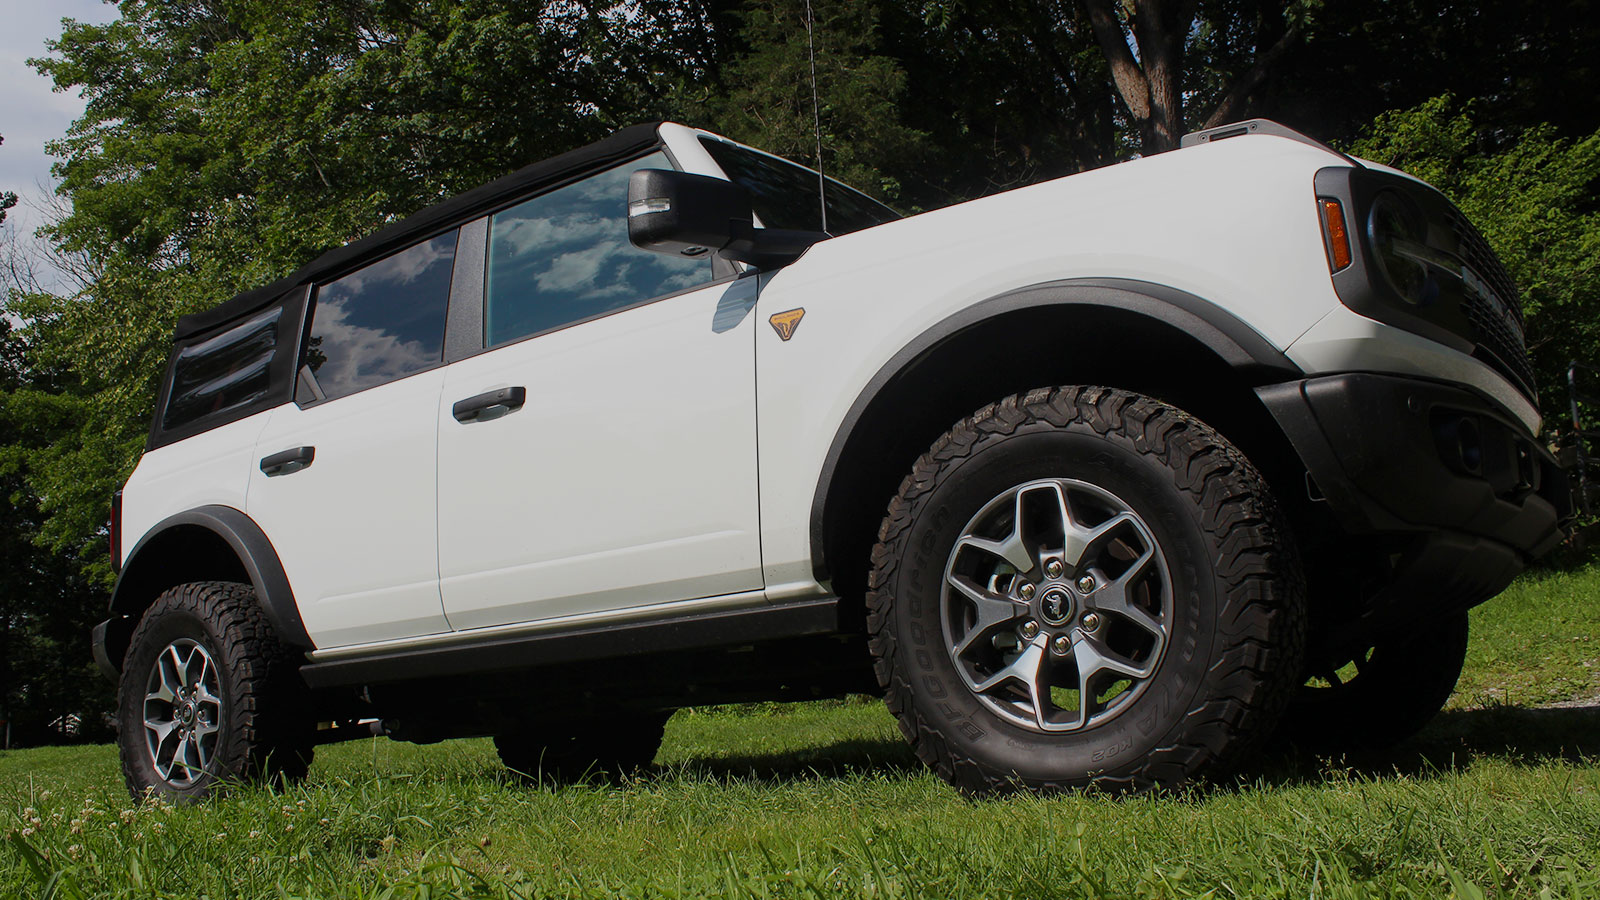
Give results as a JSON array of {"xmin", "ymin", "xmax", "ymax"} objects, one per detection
[{"xmin": 1367, "ymin": 191, "xmax": 1439, "ymax": 307}]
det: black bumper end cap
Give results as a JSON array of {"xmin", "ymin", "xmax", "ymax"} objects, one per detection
[{"xmin": 91, "ymin": 616, "xmax": 133, "ymax": 683}]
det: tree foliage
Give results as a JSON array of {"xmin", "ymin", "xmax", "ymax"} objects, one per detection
[
  {"xmin": 0, "ymin": 133, "xmax": 16, "ymax": 227},
  {"xmin": 1, "ymin": 319, "xmax": 112, "ymax": 746},
  {"xmin": 694, "ymin": 0, "xmax": 928, "ymax": 202}
]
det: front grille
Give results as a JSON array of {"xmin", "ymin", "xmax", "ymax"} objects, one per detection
[
  {"xmin": 1448, "ymin": 211, "xmax": 1537, "ymax": 402},
  {"xmin": 1463, "ymin": 292, "xmax": 1538, "ymax": 401}
]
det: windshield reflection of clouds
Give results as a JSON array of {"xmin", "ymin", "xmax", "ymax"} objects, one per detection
[
  {"xmin": 487, "ymin": 153, "xmax": 707, "ymax": 345},
  {"xmin": 310, "ymin": 232, "xmax": 456, "ymax": 398}
]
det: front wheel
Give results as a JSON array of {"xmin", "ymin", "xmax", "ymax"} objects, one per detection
[
  {"xmin": 867, "ymin": 386, "xmax": 1306, "ymax": 794},
  {"xmin": 1278, "ymin": 611, "xmax": 1470, "ymax": 753}
]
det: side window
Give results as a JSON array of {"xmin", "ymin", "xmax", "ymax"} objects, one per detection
[
  {"xmin": 300, "ymin": 230, "xmax": 458, "ymax": 402},
  {"xmin": 699, "ymin": 137, "xmax": 900, "ymax": 236},
  {"xmin": 163, "ymin": 306, "xmax": 282, "ymax": 430},
  {"xmin": 484, "ymin": 151, "xmax": 712, "ymax": 348}
]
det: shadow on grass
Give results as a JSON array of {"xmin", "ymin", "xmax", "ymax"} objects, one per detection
[
  {"xmin": 1402, "ymin": 702, "xmax": 1600, "ymax": 763},
  {"xmin": 1252, "ymin": 702, "xmax": 1600, "ymax": 789},
  {"xmin": 663, "ymin": 735, "xmax": 921, "ymax": 784},
  {"xmin": 662, "ymin": 704, "xmax": 1600, "ymax": 792}
]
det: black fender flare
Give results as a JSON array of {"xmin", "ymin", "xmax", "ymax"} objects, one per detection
[
  {"xmin": 109, "ymin": 505, "xmax": 312, "ymax": 650},
  {"xmin": 807, "ymin": 277, "xmax": 1301, "ymax": 582}
]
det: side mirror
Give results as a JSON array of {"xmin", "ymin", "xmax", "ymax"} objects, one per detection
[{"xmin": 627, "ymin": 169, "xmax": 828, "ymax": 268}]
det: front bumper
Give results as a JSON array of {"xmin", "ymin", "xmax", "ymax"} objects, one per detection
[{"xmin": 1259, "ymin": 373, "xmax": 1570, "ymax": 594}]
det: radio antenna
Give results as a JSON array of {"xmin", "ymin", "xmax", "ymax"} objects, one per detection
[{"xmin": 803, "ymin": 0, "xmax": 828, "ymax": 234}]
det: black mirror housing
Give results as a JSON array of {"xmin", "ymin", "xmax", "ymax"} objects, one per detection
[
  {"xmin": 627, "ymin": 169, "xmax": 751, "ymax": 259},
  {"xmin": 628, "ymin": 169, "xmax": 828, "ymax": 268}
]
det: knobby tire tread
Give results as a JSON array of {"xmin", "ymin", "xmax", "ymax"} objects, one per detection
[
  {"xmin": 866, "ymin": 386, "xmax": 1306, "ymax": 795},
  {"xmin": 119, "ymin": 581, "xmax": 310, "ymax": 799}
]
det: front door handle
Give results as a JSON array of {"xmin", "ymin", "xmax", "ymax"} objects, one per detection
[
  {"xmin": 260, "ymin": 446, "xmax": 315, "ymax": 477},
  {"xmin": 452, "ymin": 386, "xmax": 527, "ymax": 423}
]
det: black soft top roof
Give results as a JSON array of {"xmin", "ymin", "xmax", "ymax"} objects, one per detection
[{"xmin": 172, "ymin": 122, "xmax": 665, "ymax": 341}]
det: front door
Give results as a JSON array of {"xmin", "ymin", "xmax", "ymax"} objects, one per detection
[{"xmin": 435, "ymin": 154, "xmax": 763, "ymax": 631}]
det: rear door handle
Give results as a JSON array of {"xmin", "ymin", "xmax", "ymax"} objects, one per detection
[
  {"xmin": 452, "ymin": 386, "xmax": 527, "ymax": 423},
  {"xmin": 260, "ymin": 446, "xmax": 315, "ymax": 477}
]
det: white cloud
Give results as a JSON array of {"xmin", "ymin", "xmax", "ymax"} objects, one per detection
[
  {"xmin": 535, "ymin": 239, "xmax": 621, "ymax": 294},
  {"xmin": 0, "ymin": 0, "xmax": 122, "ymax": 293},
  {"xmin": 323, "ymin": 233, "xmax": 455, "ymax": 299},
  {"xmin": 306, "ymin": 297, "xmax": 437, "ymax": 396}
]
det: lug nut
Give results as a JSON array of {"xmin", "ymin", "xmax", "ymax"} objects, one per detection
[
  {"xmin": 1019, "ymin": 582, "xmax": 1036, "ymax": 600},
  {"xmin": 1052, "ymin": 634, "xmax": 1072, "ymax": 655},
  {"xmin": 1077, "ymin": 575, "xmax": 1096, "ymax": 593},
  {"xmin": 1045, "ymin": 559, "xmax": 1064, "ymax": 578},
  {"xmin": 1019, "ymin": 620, "xmax": 1041, "ymax": 640},
  {"xmin": 1081, "ymin": 612, "xmax": 1102, "ymax": 631}
]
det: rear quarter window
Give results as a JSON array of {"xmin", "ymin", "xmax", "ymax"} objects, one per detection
[{"xmin": 162, "ymin": 306, "xmax": 283, "ymax": 431}]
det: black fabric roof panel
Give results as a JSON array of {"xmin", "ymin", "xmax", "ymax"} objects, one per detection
[{"xmin": 173, "ymin": 122, "xmax": 665, "ymax": 341}]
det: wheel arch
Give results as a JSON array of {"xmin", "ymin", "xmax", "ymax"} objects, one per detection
[
  {"xmin": 103, "ymin": 506, "xmax": 312, "ymax": 672},
  {"xmin": 810, "ymin": 277, "xmax": 1308, "ymax": 616}
]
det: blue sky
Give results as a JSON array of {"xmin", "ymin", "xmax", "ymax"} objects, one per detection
[{"xmin": 1, "ymin": 0, "xmax": 120, "ymax": 288}]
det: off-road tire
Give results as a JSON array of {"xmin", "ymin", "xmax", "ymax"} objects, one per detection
[
  {"xmin": 495, "ymin": 712, "xmax": 671, "ymax": 784},
  {"xmin": 1279, "ymin": 611, "xmax": 1470, "ymax": 753},
  {"xmin": 867, "ymin": 386, "xmax": 1307, "ymax": 795},
  {"xmin": 117, "ymin": 581, "xmax": 313, "ymax": 802}
]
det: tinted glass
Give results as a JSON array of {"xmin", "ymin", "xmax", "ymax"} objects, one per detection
[
  {"xmin": 303, "ymin": 230, "xmax": 458, "ymax": 401},
  {"xmin": 163, "ymin": 306, "xmax": 281, "ymax": 430},
  {"xmin": 699, "ymin": 138, "xmax": 900, "ymax": 236},
  {"xmin": 485, "ymin": 152, "xmax": 712, "ymax": 347}
]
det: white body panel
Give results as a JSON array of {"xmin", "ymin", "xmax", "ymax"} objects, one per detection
[
  {"xmin": 245, "ymin": 371, "xmax": 449, "ymax": 648},
  {"xmin": 118, "ymin": 410, "xmax": 276, "ymax": 556},
  {"xmin": 1284, "ymin": 306, "xmax": 1539, "ymax": 432},
  {"xmin": 739, "ymin": 136, "xmax": 1337, "ymax": 596},
  {"xmin": 695, "ymin": 133, "xmax": 1535, "ymax": 599},
  {"xmin": 434, "ymin": 276, "xmax": 764, "ymax": 630}
]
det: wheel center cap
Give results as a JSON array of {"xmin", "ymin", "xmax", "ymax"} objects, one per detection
[{"xmin": 1039, "ymin": 587, "xmax": 1074, "ymax": 625}]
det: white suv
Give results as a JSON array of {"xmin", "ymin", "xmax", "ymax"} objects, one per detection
[{"xmin": 94, "ymin": 120, "xmax": 1568, "ymax": 799}]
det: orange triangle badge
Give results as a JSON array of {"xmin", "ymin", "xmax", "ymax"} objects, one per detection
[{"xmin": 769, "ymin": 308, "xmax": 806, "ymax": 341}]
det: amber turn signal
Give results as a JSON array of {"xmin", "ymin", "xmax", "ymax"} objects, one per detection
[{"xmin": 1320, "ymin": 198, "xmax": 1352, "ymax": 271}]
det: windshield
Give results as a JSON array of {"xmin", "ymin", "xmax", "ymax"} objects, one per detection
[{"xmin": 699, "ymin": 137, "xmax": 900, "ymax": 236}]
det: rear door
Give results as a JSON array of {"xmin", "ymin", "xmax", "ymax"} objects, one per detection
[
  {"xmin": 435, "ymin": 152, "xmax": 765, "ymax": 631},
  {"xmin": 246, "ymin": 230, "xmax": 460, "ymax": 649}
]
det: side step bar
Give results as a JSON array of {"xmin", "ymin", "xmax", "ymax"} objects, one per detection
[{"xmin": 298, "ymin": 598, "xmax": 842, "ymax": 689}]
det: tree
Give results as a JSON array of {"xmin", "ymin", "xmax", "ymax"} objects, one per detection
[
  {"xmin": 0, "ymin": 318, "xmax": 113, "ymax": 747},
  {"xmin": 1078, "ymin": 0, "xmax": 1314, "ymax": 153},
  {"xmin": 691, "ymin": 0, "xmax": 929, "ymax": 204},
  {"xmin": 1, "ymin": 133, "xmax": 16, "ymax": 226},
  {"xmin": 1270, "ymin": 0, "xmax": 1600, "ymax": 149}
]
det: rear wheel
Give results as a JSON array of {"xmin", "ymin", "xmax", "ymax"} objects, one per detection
[
  {"xmin": 495, "ymin": 712, "xmax": 671, "ymax": 784},
  {"xmin": 867, "ymin": 386, "xmax": 1306, "ymax": 794},
  {"xmin": 117, "ymin": 582, "xmax": 313, "ymax": 801},
  {"xmin": 1279, "ymin": 611, "xmax": 1470, "ymax": 753}
]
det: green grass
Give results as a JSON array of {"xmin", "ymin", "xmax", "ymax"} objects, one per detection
[
  {"xmin": 1452, "ymin": 566, "xmax": 1600, "ymax": 708},
  {"xmin": 4, "ymin": 566, "xmax": 1600, "ymax": 899}
]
